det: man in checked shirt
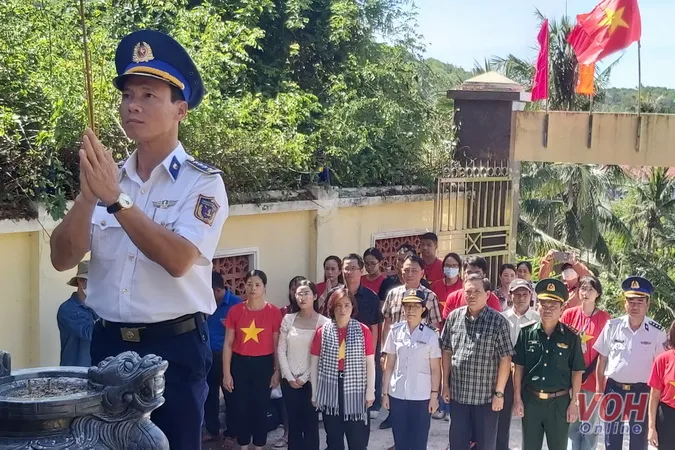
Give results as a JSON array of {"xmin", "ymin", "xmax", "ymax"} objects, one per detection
[{"xmin": 441, "ymin": 274, "xmax": 514, "ymax": 450}]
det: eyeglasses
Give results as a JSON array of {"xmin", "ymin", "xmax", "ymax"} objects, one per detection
[
  {"xmin": 296, "ymin": 290, "xmax": 314, "ymax": 297},
  {"xmin": 343, "ymin": 266, "xmax": 362, "ymax": 272}
]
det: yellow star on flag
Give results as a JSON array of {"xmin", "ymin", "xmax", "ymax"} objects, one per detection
[
  {"xmin": 599, "ymin": 7, "xmax": 630, "ymax": 35},
  {"xmin": 581, "ymin": 332, "xmax": 594, "ymax": 345},
  {"xmin": 241, "ymin": 319, "xmax": 264, "ymax": 343}
]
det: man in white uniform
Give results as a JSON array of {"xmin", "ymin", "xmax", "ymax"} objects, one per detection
[
  {"xmin": 594, "ymin": 276, "xmax": 666, "ymax": 450},
  {"xmin": 49, "ymin": 30, "xmax": 228, "ymax": 450}
]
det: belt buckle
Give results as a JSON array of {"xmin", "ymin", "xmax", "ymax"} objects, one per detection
[
  {"xmin": 121, "ymin": 327, "xmax": 143, "ymax": 343},
  {"xmin": 538, "ymin": 391, "xmax": 549, "ymax": 400},
  {"xmin": 622, "ymin": 384, "xmax": 632, "ymax": 391}
]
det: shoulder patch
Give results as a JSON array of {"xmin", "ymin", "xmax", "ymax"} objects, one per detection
[
  {"xmin": 186, "ymin": 158, "xmax": 222, "ymax": 175},
  {"xmin": 648, "ymin": 320, "xmax": 664, "ymax": 331}
]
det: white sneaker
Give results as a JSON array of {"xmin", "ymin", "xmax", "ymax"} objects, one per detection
[{"xmin": 369, "ymin": 410, "xmax": 379, "ymax": 419}]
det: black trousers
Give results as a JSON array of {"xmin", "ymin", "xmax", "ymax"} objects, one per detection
[
  {"xmin": 281, "ymin": 379, "xmax": 319, "ymax": 450},
  {"xmin": 90, "ymin": 316, "xmax": 211, "ymax": 450},
  {"xmin": 322, "ymin": 377, "xmax": 369, "ymax": 450},
  {"xmin": 496, "ymin": 375, "xmax": 514, "ymax": 450},
  {"xmin": 450, "ymin": 401, "xmax": 499, "ymax": 450},
  {"xmin": 204, "ymin": 350, "xmax": 237, "ymax": 437},
  {"xmin": 604, "ymin": 379, "xmax": 649, "ymax": 450},
  {"xmin": 657, "ymin": 402, "xmax": 675, "ymax": 449},
  {"xmin": 230, "ymin": 352, "xmax": 274, "ymax": 447}
]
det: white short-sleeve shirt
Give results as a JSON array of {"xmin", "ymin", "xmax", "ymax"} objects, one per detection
[
  {"xmin": 87, "ymin": 143, "xmax": 228, "ymax": 323},
  {"xmin": 593, "ymin": 315, "xmax": 667, "ymax": 384},
  {"xmin": 502, "ymin": 307, "xmax": 540, "ymax": 347},
  {"xmin": 383, "ymin": 321, "xmax": 442, "ymax": 401}
]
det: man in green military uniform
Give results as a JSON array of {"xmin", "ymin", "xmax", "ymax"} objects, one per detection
[{"xmin": 512, "ymin": 278, "xmax": 586, "ymax": 450}]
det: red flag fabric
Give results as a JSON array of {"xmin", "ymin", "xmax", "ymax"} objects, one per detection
[
  {"xmin": 576, "ymin": 63, "xmax": 596, "ymax": 95},
  {"xmin": 531, "ymin": 19, "xmax": 549, "ymax": 101},
  {"xmin": 568, "ymin": 0, "xmax": 641, "ymax": 65}
]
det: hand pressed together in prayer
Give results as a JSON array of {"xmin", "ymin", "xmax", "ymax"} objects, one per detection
[{"xmin": 79, "ymin": 128, "xmax": 121, "ymax": 206}]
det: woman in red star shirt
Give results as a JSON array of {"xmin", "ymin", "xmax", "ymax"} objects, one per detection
[
  {"xmin": 560, "ymin": 276, "xmax": 610, "ymax": 450},
  {"xmin": 648, "ymin": 319, "xmax": 675, "ymax": 449},
  {"xmin": 223, "ymin": 270, "xmax": 282, "ymax": 450},
  {"xmin": 361, "ymin": 247, "xmax": 386, "ymax": 295},
  {"xmin": 310, "ymin": 288, "xmax": 375, "ymax": 450}
]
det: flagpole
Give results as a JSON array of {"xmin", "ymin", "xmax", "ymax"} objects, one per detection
[{"xmin": 636, "ymin": 40, "xmax": 642, "ymax": 152}]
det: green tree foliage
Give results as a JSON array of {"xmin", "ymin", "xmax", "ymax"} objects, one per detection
[{"xmin": 0, "ymin": 0, "xmax": 452, "ymax": 219}]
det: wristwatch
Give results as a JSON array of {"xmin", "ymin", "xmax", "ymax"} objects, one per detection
[
  {"xmin": 494, "ymin": 391, "xmax": 504, "ymax": 398},
  {"xmin": 106, "ymin": 193, "xmax": 133, "ymax": 214}
]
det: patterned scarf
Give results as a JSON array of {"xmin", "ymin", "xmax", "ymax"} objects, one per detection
[{"xmin": 315, "ymin": 319, "xmax": 367, "ymax": 422}]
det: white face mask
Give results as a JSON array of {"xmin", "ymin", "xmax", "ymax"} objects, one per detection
[
  {"xmin": 444, "ymin": 267, "xmax": 460, "ymax": 278},
  {"xmin": 562, "ymin": 268, "xmax": 578, "ymax": 281}
]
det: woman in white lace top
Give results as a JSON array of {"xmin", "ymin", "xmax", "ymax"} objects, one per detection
[{"xmin": 277, "ymin": 280, "xmax": 329, "ymax": 450}]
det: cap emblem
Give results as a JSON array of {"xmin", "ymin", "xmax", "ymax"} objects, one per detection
[
  {"xmin": 132, "ymin": 42, "xmax": 154, "ymax": 63},
  {"xmin": 547, "ymin": 283, "xmax": 555, "ymax": 292},
  {"xmin": 631, "ymin": 280, "xmax": 640, "ymax": 289}
]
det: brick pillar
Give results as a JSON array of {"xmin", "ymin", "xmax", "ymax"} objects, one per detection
[{"xmin": 447, "ymin": 71, "xmax": 530, "ymax": 267}]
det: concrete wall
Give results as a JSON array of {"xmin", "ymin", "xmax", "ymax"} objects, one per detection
[
  {"xmin": 0, "ymin": 192, "xmax": 436, "ymax": 369},
  {"xmin": 513, "ymin": 111, "xmax": 675, "ymax": 166}
]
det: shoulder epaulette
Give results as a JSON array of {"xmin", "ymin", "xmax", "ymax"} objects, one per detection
[
  {"xmin": 648, "ymin": 319, "xmax": 664, "ymax": 331},
  {"xmin": 186, "ymin": 158, "xmax": 222, "ymax": 175},
  {"xmin": 561, "ymin": 323, "xmax": 579, "ymax": 334}
]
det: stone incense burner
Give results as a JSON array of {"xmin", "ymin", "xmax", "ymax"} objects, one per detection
[{"xmin": 0, "ymin": 351, "xmax": 169, "ymax": 449}]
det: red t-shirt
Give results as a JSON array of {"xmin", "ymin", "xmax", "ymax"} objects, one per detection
[
  {"xmin": 649, "ymin": 349, "xmax": 675, "ymax": 409},
  {"xmin": 310, "ymin": 322, "xmax": 374, "ymax": 371},
  {"xmin": 560, "ymin": 306, "xmax": 611, "ymax": 392},
  {"xmin": 443, "ymin": 289, "xmax": 502, "ymax": 319},
  {"xmin": 224, "ymin": 302, "xmax": 282, "ymax": 357},
  {"xmin": 424, "ymin": 258, "xmax": 444, "ymax": 283},
  {"xmin": 431, "ymin": 278, "xmax": 463, "ymax": 311},
  {"xmin": 361, "ymin": 274, "xmax": 385, "ymax": 295}
]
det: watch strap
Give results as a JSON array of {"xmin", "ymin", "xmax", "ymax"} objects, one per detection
[{"xmin": 106, "ymin": 202, "xmax": 123, "ymax": 214}]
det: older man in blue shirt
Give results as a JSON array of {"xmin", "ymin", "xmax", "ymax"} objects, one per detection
[
  {"xmin": 203, "ymin": 271, "xmax": 242, "ymax": 443},
  {"xmin": 57, "ymin": 261, "xmax": 98, "ymax": 367}
]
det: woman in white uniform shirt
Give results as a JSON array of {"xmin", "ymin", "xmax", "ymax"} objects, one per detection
[
  {"xmin": 382, "ymin": 289, "xmax": 442, "ymax": 450},
  {"xmin": 277, "ymin": 280, "xmax": 329, "ymax": 450}
]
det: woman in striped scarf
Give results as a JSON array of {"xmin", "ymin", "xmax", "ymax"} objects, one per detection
[{"xmin": 310, "ymin": 288, "xmax": 376, "ymax": 450}]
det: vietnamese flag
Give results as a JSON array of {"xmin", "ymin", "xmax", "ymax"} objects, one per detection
[
  {"xmin": 531, "ymin": 19, "xmax": 549, "ymax": 101},
  {"xmin": 568, "ymin": 0, "xmax": 641, "ymax": 65}
]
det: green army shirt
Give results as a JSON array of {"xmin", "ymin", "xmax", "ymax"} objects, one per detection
[{"xmin": 513, "ymin": 321, "xmax": 586, "ymax": 393}]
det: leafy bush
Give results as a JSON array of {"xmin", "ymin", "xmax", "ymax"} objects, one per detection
[{"xmin": 0, "ymin": 0, "xmax": 453, "ymax": 219}]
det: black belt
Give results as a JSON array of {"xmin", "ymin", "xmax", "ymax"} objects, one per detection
[
  {"xmin": 100, "ymin": 313, "xmax": 201, "ymax": 343},
  {"xmin": 526, "ymin": 385, "xmax": 569, "ymax": 400},
  {"xmin": 607, "ymin": 378, "xmax": 648, "ymax": 392}
]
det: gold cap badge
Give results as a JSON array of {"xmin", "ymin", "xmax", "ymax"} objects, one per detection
[
  {"xmin": 631, "ymin": 280, "xmax": 640, "ymax": 289},
  {"xmin": 547, "ymin": 283, "xmax": 555, "ymax": 291},
  {"xmin": 132, "ymin": 42, "xmax": 154, "ymax": 63}
]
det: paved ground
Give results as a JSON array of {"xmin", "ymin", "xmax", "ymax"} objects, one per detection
[{"xmin": 203, "ymin": 407, "xmax": 657, "ymax": 449}]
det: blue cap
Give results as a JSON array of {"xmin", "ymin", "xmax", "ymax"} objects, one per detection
[
  {"xmin": 622, "ymin": 276, "xmax": 653, "ymax": 298},
  {"xmin": 113, "ymin": 30, "xmax": 204, "ymax": 109}
]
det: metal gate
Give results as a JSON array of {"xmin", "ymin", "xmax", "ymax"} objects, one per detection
[{"xmin": 433, "ymin": 161, "xmax": 515, "ymax": 287}]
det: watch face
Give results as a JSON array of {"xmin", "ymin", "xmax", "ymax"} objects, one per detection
[{"xmin": 119, "ymin": 193, "xmax": 133, "ymax": 209}]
